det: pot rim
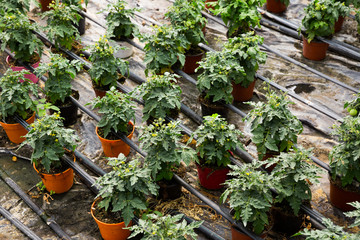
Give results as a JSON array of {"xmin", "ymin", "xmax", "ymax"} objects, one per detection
[
  {"xmin": 33, "ymin": 154, "xmax": 75, "ymax": 176},
  {"xmin": 90, "ymin": 199, "xmax": 130, "ymax": 226},
  {"xmin": 96, "ymin": 121, "xmax": 134, "ymax": 142}
]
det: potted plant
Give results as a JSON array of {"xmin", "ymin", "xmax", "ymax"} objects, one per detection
[
  {"xmin": 221, "ymin": 162, "xmax": 276, "ymax": 239},
  {"xmin": 0, "ymin": 70, "xmax": 41, "ymax": 144},
  {"xmin": 42, "ymin": 0, "xmax": 82, "ymax": 53},
  {"xmin": 165, "ymin": 0, "xmax": 208, "ymax": 74},
  {"xmin": 61, "ymin": 0, "xmax": 88, "ymax": 35},
  {"xmin": 266, "ymin": 0, "xmax": 289, "ymax": 13},
  {"xmin": 139, "ymin": 119, "xmax": 196, "ymax": 199},
  {"xmin": 245, "ymin": 89, "xmax": 303, "ymax": 166},
  {"xmin": 20, "ymin": 113, "xmax": 79, "ymax": 194},
  {"xmin": 127, "ymin": 213, "xmax": 202, "ymax": 239},
  {"xmin": 35, "ymin": 53, "xmax": 83, "ymax": 126},
  {"xmin": 211, "ymin": 0, "xmax": 265, "ymax": 37},
  {"xmin": 132, "ymin": 73, "xmax": 182, "ymax": 124},
  {"xmin": 140, "ymin": 25, "xmax": 190, "ymax": 76},
  {"xmin": 264, "ymin": 148, "xmax": 323, "ymax": 235},
  {"xmin": 87, "ymin": 35, "xmax": 129, "ymax": 98},
  {"xmin": 0, "ymin": 10, "xmax": 44, "ymax": 83},
  {"xmin": 91, "ymin": 154, "xmax": 159, "ymax": 240},
  {"xmin": 196, "ymin": 50, "xmax": 244, "ymax": 117},
  {"xmin": 101, "ymin": 0, "xmax": 139, "ymax": 40},
  {"xmin": 88, "ymin": 86, "xmax": 135, "ymax": 157},
  {"xmin": 299, "ymin": 0, "xmax": 349, "ymax": 61},
  {"xmin": 0, "ymin": 0, "xmax": 30, "ymax": 13},
  {"xmin": 328, "ymin": 116, "xmax": 360, "ymax": 211},
  {"xmin": 188, "ymin": 114, "xmax": 243, "ymax": 190},
  {"xmin": 222, "ymin": 32, "xmax": 267, "ymax": 102}
]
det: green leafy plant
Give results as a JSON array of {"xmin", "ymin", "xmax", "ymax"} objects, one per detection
[
  {"xmin": 0, "ymin": 0, "xmax": 30, "ymax": 13},
  {"xmin": 279, "ymin": 0, "xmax": 290, "ymax": 5},
  {"xmin": 300, "ymin": 0, "xmax": 350, "ymax": 42},
  {"xmin": 265, "ymin": 148, "xmax": 323, "ymax": 215},
  {"xmin": 245, "ymin": 89, "xmax": 303, "ymax": 160},
  {"xmin": 221, "ymin": 162, "xmax": 276, "ymax": 235},
  {"xmin": 223, "ymin": 32, "xmax": 267, "ymax": 87},
  {"xmin": 101, "ymin": 0, "xmax": 139, "ymax": 40},
  {"xmin": 336, "ymin": 0, "xmax": 360, "ymax": 7},
  {"xmin": 141, "ymin": 25, "xmax": 190, "ymax": 76},
  {"xmin": 356, "ymin": 10, "xmax": 360, "ymax": 34},
  {"xmin": 344, "ymin": 92, "xmax": 360, "ymax": 117},
  {"xmin": 127, "ymin": 213, "xmax": 202, "ymax": 239},
  {"xmin": 189, "ymin": 114, "xmax": 243, "ymax": 167},
  {"xmin": 0, "ymin": 10, "xmax": 43, "ymax": 62},
  {"xmin": 139, "ymin": 119, "xmax": 196, "ymax": 181},
  {"xmin": 346, "ymin": 201, "xmax": 360, "ymax": 228},
  {"xmin": 42, "ymin": 0, "xmax": 82, "ymax": 50},
  {"xmin": 94, "ymin": 154, "xmax": 159, "ymax": 226},
  {"xmin": 0, "ymin": 69, "xmax": 41, "ymax": 121},
  {"xmin": 87, "ymin": 35, "xmax": 129, "ymax": 89},
  {"xmin": 329, "ymin": 116, "xmax": 360, "ymax": 187},
  {"xmin": 88, "ymin": 86, "xmax": 135, "ymax": 138},
  {"xmin": 35, "ymin": 53, "xmax": 83, "ymax": 104},
  {"xmin": 165, "ymin": 0, "xmax": 207, "ymax": 49},
  {"xmin": 20, "ymin": 113, "xmax": 79, "ymax": 172},
  {"xmin": 132, "ymin": 73, "xmax": 182, "ymax": 121},
  {"xmin": 61, "ymin": 0, "xmax": 88, "ymax": 8},
  {"xmin": 211, "ymin": 0, "xmax": 266, "ymax": 36},
  {"xmin": 196, "ymin": 51, "xmax": 244, "ymax": 104}
]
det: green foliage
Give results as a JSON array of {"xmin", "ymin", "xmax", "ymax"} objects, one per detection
[
  {"xmin": 223, "ymin": 32, "xmax": 267, "ymax": 87},
  {"xmin": 0, "ymin": 0, "xmax": 30, "ymax": 13},
  {"xmin": 336, "ymin": 0, "xmax": 360, "ymax": 7},
  {"xmin": 196, "ymin": 51, "xmax": 243, "ymax": 104},
  {"xmin": 132, "ymin": 73, "xmax": 182, "ymax": 121},
  {"xmin": 279, "ymin": 0, "xmax": 290, "ymax": 5},
  {"xmin": 356, "ymin": 10, "xmax": 360, "ymax": 34},
  {"xmin": 35, "ymin": 53, "xmax": 82, "ymax": 104},
  {"xmin": 165, "ymin": 0, "xmax": 207, "ymax": 49},
  {"xmin": 139, "ymin": 119, "xmax": 196, "ymax": 181},
  {"xmin": 265, "ymin": 148, "xmax": 323, "ymax": 215},
  {"xmin": 88, "ymin": 87, "xmax": 135, "ymax": 138},
  {"xmin": 344, "ymin": 92, "xmax": 360, "ymax": 117},
  {"xmin": 61, "ymin": 0, "xmax": 88, "ymax": 8},
  {"xmin": 221, "ymin": 162, "xmax": 275, "ymax": 235},
  {"xmin": 345, "ymin": 201, "xmax": 360, "ymax": 228},
  {"xmin": 0, "ymin": 10, "xmax": 43, "ymax": 62},
  {"xmin": 329, "ymin": 116, "xmax": 360, "ymax": 187},
  {"xmin": 141, "ymin": 25, "xmax": 190, "ymax": 76},
  {"xmin": 20, "ymin": 113, "xmax": 79, "ymax": 173},
  {"xmin": 245, "ymin": 89, "xmax": 303, "ymax": 160},
  {"xmin": 87, "ymin": 35, "xmax": 129, "ymax": 89},
  {"xmin": 101, "ymin": 0, "xmax": 139, "ymax": 40},
  {"xmin": 300, "ymin": 0, "xmax": 350, "ymax": 42},
  {"xmin": 127, "ymin": 213, "xmax": 202, "ymax": 240},
  {"xmin": 189, "ymin": 114, "xmax": 243, "ymax": 167},
  {"xmin": 0, "ymin": 69, "xmax": 40, "ymax": 120},
  {"xmin": 94, "ymin": 155, "xmax": 159, "ymax": 226},
  {"xmin": 211, "ymin": 0, "xmax": 266, "ymax": 36}
]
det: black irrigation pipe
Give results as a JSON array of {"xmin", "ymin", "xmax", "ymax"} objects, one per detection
[{"xmin": 0, "ymin": 205, "xmax": 42, "ymax": 240}]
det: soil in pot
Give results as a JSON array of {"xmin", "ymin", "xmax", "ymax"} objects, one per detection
[
  {"xmin": 231, "ymin": 80, "xmax": 256, "ymax": 102},
  {"xmin": 329, "ymin": 175, "xmax": 360, "ymax": 211},
  {"xmin": 157, "ymin": 178, "xmax": 182, "ymax": 200},
  {"xmin": 271, "ymin": 202, "xmax": 304, "ymax": 235},
  {"xmin": 0, "ymin": 111, "xmax": 36, "ymax": 144},
  {"xmin": 266, "ymin": 0, "xmax": 287, "ymax": 13},
  {"xmin": 334, "ymin": 16, "xmax": 345, "ymax": 33},
  {"xmin": 6, "ymin": 54, "xmax": 40, "ymax": 84},
  {"xmin": 146, "ymin": 108, "xmax": 180, "ymax": 126},
  {"xmin": 302, "ymin": 36, "xmax": 329, "ymax": 61},
  {"xmin": 182, "ymin": 47, "xmax": 205, "ymax": 74},
  {"xmin": 96, "ymin": 122, "xmax": 134, "ymax": 157},
  {"xmin": 199, "ymin": 94, "xmax": 228, "ymax": 118},
  {"xmin": 196, "ymin": 161, "xmax": 229, "ymax": 190},
  {"xmin": 91, "ymin": 198, "xmax": 132, "ymax": 240},
  {"xmin": 49, "ymin": 90, "xmax": 80, "ymax": 127}
]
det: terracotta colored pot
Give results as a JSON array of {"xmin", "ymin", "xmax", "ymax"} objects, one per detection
[
  {"xmin": 93, "ymin": 87, "xmax": 107, "ymax": 98},
  {"xmin": 0, "ymin": 112, "xmax": 35, "ymax": 144},
  {"xmin": 271, "ymin": 205, "xmax": 304, "ymax": 235},
  {"xmin": 6, "ymin": 56, "xmax": 40, "ymax": 84},
  {"xmin": 261, "ymin": 151, "xmax": 280, "ymax": 172},
  {"xmin": 38, "ymin": 0, "xmax": 52, "ymax": 12},
  {"xmin": 96, "ymin": 122, "xmax": 134, "ymax": 157},
  {"xmin": 334, "ymin": 16, "xmax": 345, "ymax": 33},
  {"xmin": 33, "ymin": 156, "xmax": 75, "ymax": 194},
  {"xmin": 196, "ymin": 163, "xmax": 229, "ymax": 190},
  {"xmin": 231, "ymin": 80, "xmax": 256, "ymax": 102},
  {"xmin": 231, "ymin": 225, "xmax": 267, "ymax": 240},
  {"xmin": 329, "ymin": 176, "xmax": 360, "ymax": 211},
  {"xmin": 205, "ymin": 0, "xmax": 217, "ymax": 10},
  {"xmin": 91, "ymin": 201, "xmax": 132, "ymax": 240},
  {"xmin": 157, "ymin": 178, "xmax": 182, "ymax": 200},
  {"xmin": 183, "ymin": 50, "xmax": 204, "ymax": 74},
  {"xmin": 302, "ymin": 36, "xmax": 329, "ymax": 61},
  {"xmin": 266, "ymin": 0, "xmax": 287, "ymax": 13}
]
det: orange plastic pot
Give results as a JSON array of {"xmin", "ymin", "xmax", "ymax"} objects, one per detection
[
  {"xmin": 231, "ymin": 80, "xmax": 256, "ymax": 102},
  {"xmin": 0, "ymin": 112, "xmax": 35, "ymax": 144},
  {"xmin": 329, "ymin": 176, "xmax": 360, "ymax": 211},
  {"xmin": 231, "ymin": 225, "xmax": 267, "ymax": 240},
  {"xmin": 33, "ymin": 156, "xmax": 75, "ymax": 194},
  {"xmin": 266, "ymin": 0, "xmax": 287, "ymax": 13},
  {"xmin": 334, "ymin": 16, "xmax": 345, "ymax": 33},
  {"xmin": 91, "ymin": 201, "xmax": 132, "ymax": 240},
  {"xmin": 302, "ymin": 36, "xmax": 329, "ymax": 61},
  {"xmin": 96, "ymin": 122, "xmax": 134, "ymax": 157}
]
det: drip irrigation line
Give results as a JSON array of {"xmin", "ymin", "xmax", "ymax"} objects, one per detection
[
  {"xmin": 0, "ymin": 205, "xmax": 43, "ymax": 240},
  {"xmin": 0, "ymin": 167, "xmax": 72, "ymax": 240}
]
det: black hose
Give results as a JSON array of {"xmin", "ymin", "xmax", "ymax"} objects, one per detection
[{"xmin": 0, "ymin": 205, "xmax": 43, "ymax": 240}]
